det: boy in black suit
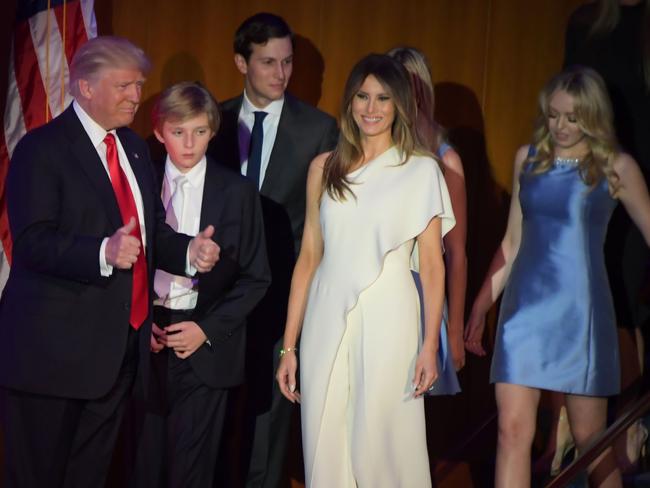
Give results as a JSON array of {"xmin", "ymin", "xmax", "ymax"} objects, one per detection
[{"xmin": 136, "ymin": 81, "xmax": 270, "ymax": 487}]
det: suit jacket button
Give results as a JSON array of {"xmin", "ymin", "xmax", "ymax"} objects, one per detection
[{"xmin": 123, "ymin": 301, "xmax": 130, "ymax": 310}]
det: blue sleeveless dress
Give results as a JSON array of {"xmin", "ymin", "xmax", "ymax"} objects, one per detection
[
  {"xmin": 413, "ymin": 142, "xmax": 461, "ymax": 396},
  {"xmin": 490, "ymin": 154, "xmax": 620, "ymax": 396}
]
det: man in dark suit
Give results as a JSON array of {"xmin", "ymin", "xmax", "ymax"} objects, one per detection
[
  {"xmin": 133, "ymin": 81, "xmax": 270, "ymax": 487},
  {"xmin": 208, "ymin": 12, "xmax": 338, "ymax": 488},
  {"xmin": 0, "ymin": 37, "xmax": 219, "ymax": 487}
]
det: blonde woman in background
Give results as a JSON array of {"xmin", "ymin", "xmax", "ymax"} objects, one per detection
[{"xmin": 388, "ymin": 47, "xmax": 467, "ymax": 393}]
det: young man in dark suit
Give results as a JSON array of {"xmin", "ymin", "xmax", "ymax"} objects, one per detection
[
  {"xmin": 208, "ymin": 12, "xmax": 338, "ymax": 488},
  {"xmin": 134, "ymin": 81, "xmax": 270, "ymax": 487},
  {"xmin": 0, "ymin": 37, "xmax": 219, "ymax": 487}
]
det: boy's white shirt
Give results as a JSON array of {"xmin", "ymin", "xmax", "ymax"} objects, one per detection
[{"xmin": 153, "ymin": 155, "xmax": 207, "ymax": 310}]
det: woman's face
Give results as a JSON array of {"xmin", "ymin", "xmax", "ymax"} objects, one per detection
[
  {"xmin": 547, "ymin": 89, "xmax": 587, "ymax": 154},
  {"xmin": 351, "ymin": 75, "xmax": 396, "ymax": 140}
]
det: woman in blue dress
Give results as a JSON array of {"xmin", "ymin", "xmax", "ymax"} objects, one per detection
[
  {"xmin": 388, "ymin": 47, "xmax": 467, "ymax": 392},
  {"xmin": 465, "ymin": 67, "xmax": 650, "ymax": 487}
]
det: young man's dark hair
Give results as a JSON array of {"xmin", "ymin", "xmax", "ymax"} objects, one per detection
[{"xmin": 233, "ymin": 12, "xmax": 293, "ymax": 61}]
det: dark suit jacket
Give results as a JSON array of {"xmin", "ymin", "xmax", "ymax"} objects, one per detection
[
  {"xmin": 208, "ymin": 94, "xmax": 337, "ymax": 352},
  {"xmin": 153, "ymin": 156, "xmax": 270, "ymax": 388},
  {"xmin": 0, "ymin": 105, "xmax": 191, "ymax": 400}
]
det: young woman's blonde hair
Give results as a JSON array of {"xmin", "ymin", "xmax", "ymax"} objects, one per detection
[
  {"xmin": 529, "ymin": 66, "xmax": 619, "ymax": 192},
  {"xmin": 386, "ymin": 46, "xmax": 446, "ymax": 154},
  {"xmin": 323, "ymin": 54, "xmax": 427, "ymax": 201}
]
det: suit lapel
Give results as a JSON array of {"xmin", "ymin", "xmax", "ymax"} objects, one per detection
[
  {"xmin": 220, "ymin": 96, "xmax": 244, "ymax": 174},
  {"xmin": 199, "ymin": 157, "xmax": 226, "ymax": 230},
  {"xmin": 63, "ymin": 107, "xmax": 123, "ymax": 230},
  {"xmin": 196, "ymin": 158, "xmax": 226, "ymax": 308},
  {"xmin": 261, "ymin": 95, "xmax": 295, "ymax": 197}
]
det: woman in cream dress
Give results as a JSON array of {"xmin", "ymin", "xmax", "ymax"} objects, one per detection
[{"xmin": 276, "ymin": 54, "xmax": 455, "ymax": 487}]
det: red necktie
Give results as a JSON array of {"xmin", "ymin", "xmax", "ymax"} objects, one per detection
[{"xmin": 104, "ymin": 133, "xmax": 148, "ymax": 329}]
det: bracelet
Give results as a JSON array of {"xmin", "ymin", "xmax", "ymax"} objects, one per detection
[{"xmin": 279, "ymin": 346, "xmax": 298, "ymax": 358}]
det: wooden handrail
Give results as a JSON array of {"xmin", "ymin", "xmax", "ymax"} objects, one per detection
[{"xmin": 545, "ymin": 391, "xmax": 650, "ymax": 488}]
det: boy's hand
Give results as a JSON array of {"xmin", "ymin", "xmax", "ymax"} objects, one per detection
[
  {"xmin": 164, "ymin": 321, "xmax": 208, "ymax": 359},
  {"xmin": 150, "ymin": 322, "xmax": 166, "ymax": 352}
]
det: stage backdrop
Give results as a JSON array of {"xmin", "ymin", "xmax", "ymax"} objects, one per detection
[
  {"xmin": 0, "ymin": 0, "xmax": 585, "ymax": 201},
  {"xmin": 0, "ymin": 1, "xmax": 589, "ymax": 486},
  {"xmin": 92, "ymin": 0, "xmax": 584, "ymax": 188}
]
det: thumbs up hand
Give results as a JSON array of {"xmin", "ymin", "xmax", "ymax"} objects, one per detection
[
  {"xmin": 105, "ymin": 217, "xmax": 141, "ymax": 269},
  {"xmin": 189, "ymin": 225, "xmax": 220, "ymax": 273}
]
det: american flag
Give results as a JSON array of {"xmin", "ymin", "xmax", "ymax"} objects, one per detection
[{"xmin": 0, "ymin": 0, "xmax": 96, "ymax": 293}]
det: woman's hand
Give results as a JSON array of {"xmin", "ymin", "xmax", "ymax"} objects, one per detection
[
  {"xmin": 413, "ymin": 347, "xmax": 438, "ymax": 397},
  {"xmin": 448, "ymin": 323, "xmax": 466, "ymax": 371},
  {"xmin": 276, "ymin": 352, "xmax": 301, "ymax": 403},
  {"xmin": 464, "ymin": 308, "xmax": 487, "ymax": 356}
]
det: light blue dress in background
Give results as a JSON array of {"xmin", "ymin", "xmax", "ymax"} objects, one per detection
[
  {"xmin": 413, "ymin": 142, "xmax": 461, "ymax": 396},
  {"xmin": 491, "ymin": 152, "xmax": 620, "ymax": 396},
  {"xmin": 413, "ymin": 274, "xmax": 462, "ymax": 395}
]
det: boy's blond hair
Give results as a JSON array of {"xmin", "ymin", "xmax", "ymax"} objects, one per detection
[{"xmin": 152, "ymin": 81, "xmax": 220, "ymax": 133}]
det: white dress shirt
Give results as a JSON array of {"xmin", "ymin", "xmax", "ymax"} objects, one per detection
[
  {"xmin": 237, "ymin": 91, "xmax": 284, "ymax": 188},
  {"xmin": 153, "ymin": 156, "xmax": 207, "ymax": 310},
  {"xmin": 73, "ymin": 101, "xmax": 147, "ymax": 276}
]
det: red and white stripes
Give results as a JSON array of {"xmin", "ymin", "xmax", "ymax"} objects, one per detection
[{"xmin": 0, "ymin": 0, "xmax": 96, "ymax": 292}]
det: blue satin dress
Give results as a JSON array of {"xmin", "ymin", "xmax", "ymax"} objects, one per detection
[
  {"xmin": 491, "ymin": 156, "xmax": 620, "ymax": 396},
  {"xmin": 413, "ymin": 274, "xmax": 461, "ymax": 395}
]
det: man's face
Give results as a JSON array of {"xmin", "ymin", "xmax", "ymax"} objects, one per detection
[
  {"xmin": 235, "ymin": 36, "xmax": 293, "ymax": 109},
  {"xmin": 80, "ymin": 66, "xmax": 145, "ymax": 130}
]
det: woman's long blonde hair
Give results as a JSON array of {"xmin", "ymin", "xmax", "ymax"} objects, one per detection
[
  {"xmin": 529, "ymin": 66, "xmax": 619, "ymax": 192},
  {"xmin": 386, "ymin": 47, "xmax": 446, "ymax": 154},
  {"xmin": 322, "ymin": 54, "xmax": 427, "ymax": 201}
]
